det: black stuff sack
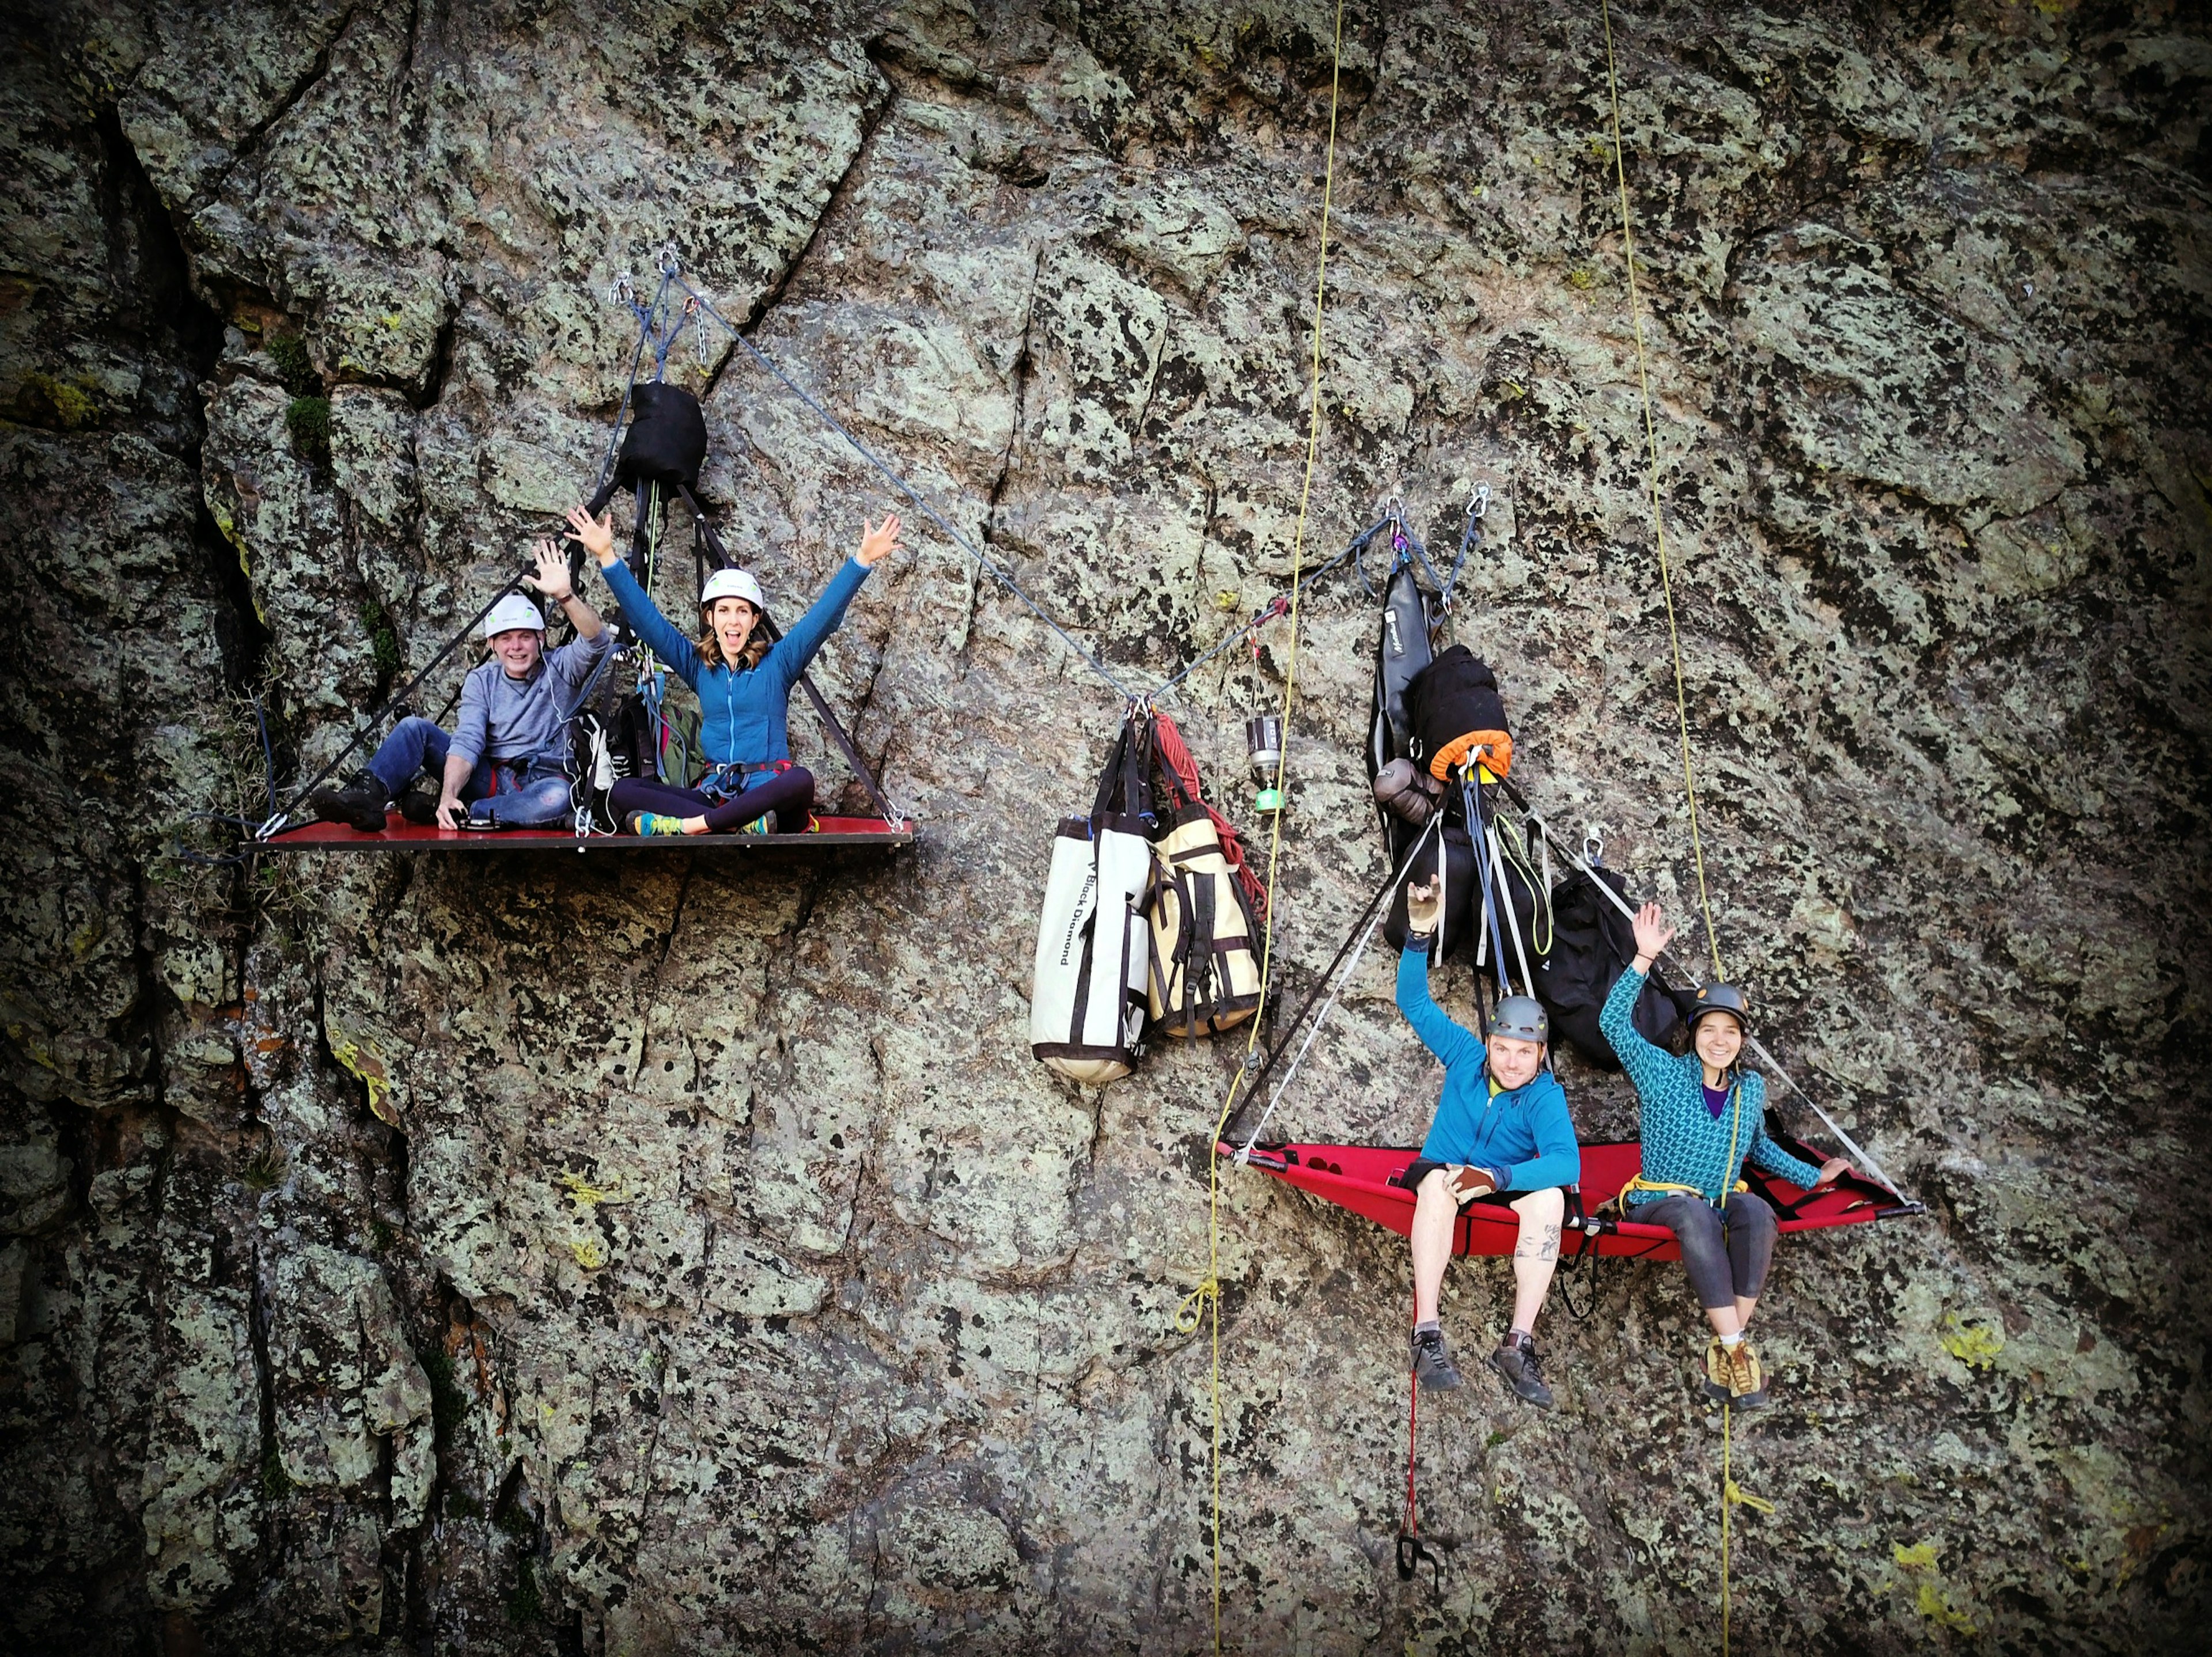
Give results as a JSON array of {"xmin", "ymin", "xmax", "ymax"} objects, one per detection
[
  {"xmin": 1534, "ymin": 864, "xmax": 1692, "ymax": 1070},
  {"xmin": 590, "ymin": 382, "xmax": 709, "ymax": 513},
  {"xmin": 1365, "ymin": 559, "xmax": 1437, "ymax": 861},
  {"xmin": 1382, "ymin": 824, "xmax": 1480, "ymax": 964},
  {"xmin": 1406, "ymin": 644, "xmax": 1514, "ymax": 781}
]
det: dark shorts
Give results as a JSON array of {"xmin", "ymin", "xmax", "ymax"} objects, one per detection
[{"xmin": 1397, "ymin": 1158, "xmax": 1522, "ymax": 1209}]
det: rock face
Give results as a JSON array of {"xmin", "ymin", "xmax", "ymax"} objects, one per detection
[{"xmin": 3, "ymin": 1, "xmax": 2207, "ymax": 1651}]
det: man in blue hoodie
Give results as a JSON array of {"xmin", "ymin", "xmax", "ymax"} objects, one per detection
[{"xmin": 1397, "ymin": 877, "xmax": 1582, "ymax": 1406}]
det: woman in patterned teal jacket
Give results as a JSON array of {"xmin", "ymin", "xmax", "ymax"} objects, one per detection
[{"xmin": 1602, "ymin": 902, "xmax": 1851, "ymax": 1409}]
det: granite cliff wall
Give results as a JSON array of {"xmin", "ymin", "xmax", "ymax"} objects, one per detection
[{"xmin": 2, "ymin": 1, "xmax": 2207, "ymax": 1652}]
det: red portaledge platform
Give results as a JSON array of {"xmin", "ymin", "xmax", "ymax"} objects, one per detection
[
  {"xmin": 255, "ymin": 813, "xmax": 915, "ymax": 852},
  {"xmin": 1217, "ymin": 1137, "xmax": 1913, "ymax": 1260}
]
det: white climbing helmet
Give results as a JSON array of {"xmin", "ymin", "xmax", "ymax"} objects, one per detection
[
  {"xmin": 482, "ymin": 593, "xmax": 546, "ymax": 636},
  {"xmin": 700, "ymin": 567, "xmax": 766, "ymax": 611}
]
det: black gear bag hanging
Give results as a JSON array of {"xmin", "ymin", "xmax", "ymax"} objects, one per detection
[
  {"xmin": 588, "ymin": 382, "xmax": 709, "ymax": 514},
  {"xmin": 1534, "ymin": 863, "xmax": 1692, "ymax": 1068}
]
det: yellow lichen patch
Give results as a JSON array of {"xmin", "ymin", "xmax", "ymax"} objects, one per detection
[
  {"xmin": 1892, "ymin": 1539, "xmax": 1938, "ymax": 1571},
  {"xmin": 1916, "ymin": 1579, "xmax": 1978, "ymax": 1634},
  {"xmin": 558, "ymin": 1170, "xmax": 629, "ymax": 1211},
  {"xmin": 328, "ymin": 1030, "xmax": 396, "ymax": 1126},
  {"xmin": 1941, "ymin": 1312, "xmax": 2005, "ymax": 1371},
  {"xmin": 570, "ymin": 1237, "xmax": 608, "ymax": 1270}
]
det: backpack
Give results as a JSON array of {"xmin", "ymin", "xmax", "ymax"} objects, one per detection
[
  {"xmin": 567, "ymin": 676, "xmax": 652, "ymax": 831},
  {"xmin": 1030, "ymin": 717, "xmax": 1156, "ymax": 1085},
  {"xmin": 1534, "ymin": 863, "xmax": 1691, "ymax": 1069},
  {"xmin": 1382, "ymin": 821, "xmax": 1480, "ymax": 962},
  {"xmin": 1406, "ymin": 644, "xmax": 1514, "ymax": 780},
  {"xmin": 1145, "ymin": 765, "xmax": 1264, "ymax": 1038}
]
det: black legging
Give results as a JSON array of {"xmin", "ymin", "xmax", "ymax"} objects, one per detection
[
  {"xmin": 1633, "ymin": 1191, "xmax": 1778, "ymax": 1309},
  {"xmin": 609, "ymin": 765, "xmax": 815, "ymax": 833}
]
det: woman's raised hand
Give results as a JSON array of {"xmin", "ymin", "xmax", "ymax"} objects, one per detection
[
  {"xmin": 1630, "ymin": 901, "xmax": 1675, "ymax": 968},
  {"xmin": 565, "ymin": 504, "xmax": 618, "ymax": 567},
  {"xmin": 522, "ymin": 538, "xmax": 572, "ymax": 602},
  {"xmin": 856, "ymin": 513, "xmax": 904, "ymax": 568}
]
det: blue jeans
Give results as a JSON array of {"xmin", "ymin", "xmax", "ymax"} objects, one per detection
[{"xmin": 368, "ymin": 716, "xmax": 574, "ymax": 828}]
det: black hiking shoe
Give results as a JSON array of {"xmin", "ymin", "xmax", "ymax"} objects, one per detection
[
  {"xmin": 394, "ymin": 784, "xmax": 439, "ymax": 825},
  {"xmin": 1489, "ymin": 1332, "xmax": 1554, "ymax": 1409},
  {"xmin": 309, "ymin": 778, "xmax": 391, "ymax": 832},
  {"xmin": 1411, "ymin": 1327, "xmax": 1464, "ymax": 1391}
]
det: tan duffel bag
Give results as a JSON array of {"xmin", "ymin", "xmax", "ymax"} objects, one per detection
[{"xmin": 1146, "ymin": 802, "xmax": 1263, "ymax": 1037}]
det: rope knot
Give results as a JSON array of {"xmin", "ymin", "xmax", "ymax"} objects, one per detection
[
  {"xmin": 1175, "ymin": 1277, "xmax": 1219, "ymax": 1334},
  {"xmin": 1723, "ymin": 1476, "xmax": 1774, "ymax": 1515}
]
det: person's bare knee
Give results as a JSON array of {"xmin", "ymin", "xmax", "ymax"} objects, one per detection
[
  {"xmin": 1414, "ymin": 1167, "xmax": 1457, "ymax": 1214},
  {"xmin": 1510, "ymin": 1188, "xmax": 1563, "ymax": 1261}
]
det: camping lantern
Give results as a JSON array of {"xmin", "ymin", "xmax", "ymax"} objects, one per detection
[{"xmin": 1246, "ymin": 713, "xmax": 1285, "ymax": 813}]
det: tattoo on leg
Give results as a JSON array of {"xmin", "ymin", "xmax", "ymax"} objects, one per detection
[{"xmin": 1515, "ymin": 1223, "xmax": 1561, "ymax": 1261}]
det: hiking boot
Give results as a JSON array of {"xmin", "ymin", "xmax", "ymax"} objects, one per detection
[
  {"xmin": 1410, "ymin": 1327, "xmax": 1464, "ymax": 1392},
  {"xmin": 1725, "ymin": 1339, "xmax": 1769, "ymax": 1409},
  {"xmin": 394, "ymin": 784, "xmax": 439, "ymax": 825},
  {"xmin": 309, "ymin": 778, "xmax": 391, "ymax": 832},
  {"xmin": 1702, "ymin": 1338, "xmax": 1733, "ymax": 1402},
  {"xmin": 1488, "ymin": 1332, "xmax": 1554, "ymax": 1409}
]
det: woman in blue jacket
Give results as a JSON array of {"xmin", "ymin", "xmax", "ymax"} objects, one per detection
[
  {"xmin": 1397, "ymin": 877, "xmax": 1582, "ymax": 1408},
  {"xmin": 1603, "ymin": 902, "xmax": 1852, "ymax": 1409},
  {"xmin": 566, "ymin": 503, "xmax": 902, "ymax": 834}
]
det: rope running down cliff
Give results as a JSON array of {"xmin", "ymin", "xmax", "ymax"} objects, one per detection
[
  {"xmin": 1600, "ymin": 5, "xmax": 1767, "ymax": 1651},
  {"xmin": 1171, "ymin": 5, "xmax": 1348, "ymax": 1651}
]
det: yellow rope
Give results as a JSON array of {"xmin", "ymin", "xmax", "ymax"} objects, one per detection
[
  {"xmin": 1597, "ymin": 0, "xmax": 1724, "ymax": 983},
  {"xmin": 1720, "ymin": 1401, "xmax": 1775, "ymax": 1655},
  {"xmin": 1183, "ymin": 7, "xmax": 1347, "ymax": 1651},
  {"xmin": 1597, "ymin": 7, "xmax": 1775, "ymax": 1650}
]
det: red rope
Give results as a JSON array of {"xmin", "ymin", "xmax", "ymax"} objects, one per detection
[
  {"xmin": 1403, "ymin": 1291, "xmax": 1421, "ymax": 1535},
  {"xmin": 1404, "ymin": 1358, "xmax": 1421, "ymax": 1535},
  {"xmin": 1150, "ymin": 712, "xmax": 1270, "ymax": 922}
]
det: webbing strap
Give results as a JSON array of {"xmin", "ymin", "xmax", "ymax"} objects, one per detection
[{"xmin": 1514, "ymin": 799, "xmax": 1911, "ymax": 1204}]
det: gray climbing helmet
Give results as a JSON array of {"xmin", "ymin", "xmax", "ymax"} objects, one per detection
[
  {"xmin": 1687, "ymin": 982, "xmax": 1752, "ymax": 1034},
  {"xmin": 1491, "ymin": 995, "xmax": 1549, "ymax": 1045}
]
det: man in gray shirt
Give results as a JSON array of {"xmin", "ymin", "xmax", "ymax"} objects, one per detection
[{"xmin": 310, "ymin": 541, "xmax": 612, "ymax": 831}]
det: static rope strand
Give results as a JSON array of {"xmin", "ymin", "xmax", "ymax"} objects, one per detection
[
  {"xmin": 1198, "ymin": 8, "xmax": 1347, "ymax": 1650},
  {"xmin": 1599, "ymin": 0, "xmax": 1724, "ymax": 983},
  {"xmin": 1719, "ymin": 1400, "xmax": 1775, "ymax": 1657}
]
